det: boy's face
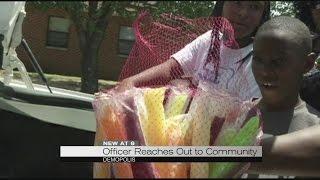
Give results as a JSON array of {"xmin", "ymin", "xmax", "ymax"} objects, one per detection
[{"xmin": 252, "ymin": 30, "xmax": 311, "ymax": 109}]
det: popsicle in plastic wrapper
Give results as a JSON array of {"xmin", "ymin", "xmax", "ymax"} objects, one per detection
[
  {"xmin": 209, "ymin": 116, "xmax": 261, "ymax": 178},
  {"xmin": 189, "ymin": 88, "xmax": 238, "ymax": 178},
  {"xmin": 93, "ymin": 94, "xmax": 133, "ymax": 178}
]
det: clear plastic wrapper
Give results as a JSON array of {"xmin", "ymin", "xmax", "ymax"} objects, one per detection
[{"xmin": 93, "ymin": 84, "xmax": 262, "ymax": 178}]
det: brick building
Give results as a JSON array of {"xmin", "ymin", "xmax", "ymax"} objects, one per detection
[{"xmin": 16, "ymin": 4, "xmax": 135, "ymax": 81}]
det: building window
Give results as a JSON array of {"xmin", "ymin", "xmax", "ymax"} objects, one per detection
[
  {"xmin": 118, "ymin": 26, "xmax": 135, "ymax": 56},
  {"xmin": 46, "ymin": 16, "xmax": 70, "ymax": 48}
]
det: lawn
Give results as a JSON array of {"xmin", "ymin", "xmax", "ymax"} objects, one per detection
[{"xmin": 0, "ymin": 70, "xmax": 118, "ymax": 92}]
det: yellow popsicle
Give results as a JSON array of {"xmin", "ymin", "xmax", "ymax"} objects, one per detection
[{"xmin": 143, "ymin": 87, "xmax": 167, "ymax": 146}]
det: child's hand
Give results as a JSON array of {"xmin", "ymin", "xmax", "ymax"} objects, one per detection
[{"xmin": 115, "ymin": 78, "xmax": 135, "ymax": 93}]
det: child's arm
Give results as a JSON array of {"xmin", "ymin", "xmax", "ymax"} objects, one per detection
[
  {"xmin": 116, "ymin": 58, "xmax": 182, "ymax": 92},
  {"xmin": 115, "ymin": 30, "xmax": 213, "ymax": 92},
  {"xmin": 247, "ymin": 125, "xmax": 320, "ymax": 177}
]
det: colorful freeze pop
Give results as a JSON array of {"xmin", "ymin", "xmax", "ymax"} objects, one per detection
[
  {"xmin": 165, "ymin": 87, "xmax": 192, "ymax": 118},
  {"xmin": 189, "ymin": 93, "xmax": 212, "ymax": 178},
  {"xmin": 93, "ymin": 96, "xmax": 133, "ymax": 178},
  {"xmin": 143, "ymin": 87, "xmax": 167, "ymax": 146},
  {"xmin": 123, "ymin": 94, "xmax": 159, "ymax": 178},
  {"xmin": 209, "ymin": 116, "xmax": 261, "ymax": 178}
]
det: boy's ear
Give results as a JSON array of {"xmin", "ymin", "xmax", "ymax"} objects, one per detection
[{"xmin": 304, "ymin": 52, "xmax": 317, "ymax": 73}]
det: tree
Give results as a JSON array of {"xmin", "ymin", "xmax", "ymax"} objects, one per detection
[
  {"xmin": 28, "ymin": 1, "xmax": 295, "ymax": 94},
  {"xmin": 29, "ymin": 1, "xmax": 115, "ymax": 93},
  {"xmin": 271, "ymin": 1, "xmax": 295, "ymax": 17},
  {"xmin": 28, "ymin": 1, "xmax": 214, "ymax": 94}
]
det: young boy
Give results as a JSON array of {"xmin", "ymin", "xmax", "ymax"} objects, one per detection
[{"xmin": 247, "ymin": 16, "xmax": 320, "ymax": 177}]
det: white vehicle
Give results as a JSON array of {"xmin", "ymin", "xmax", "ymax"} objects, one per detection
[{"xmin": 0, "ymin": 2, "xmax": 96, "ymax": 178}]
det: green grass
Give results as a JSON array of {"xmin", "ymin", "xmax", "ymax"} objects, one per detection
[{"xmin": 1, "ymin": 70, "xmax": 118, "ymax": 92}]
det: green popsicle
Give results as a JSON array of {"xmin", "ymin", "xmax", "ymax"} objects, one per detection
[{"xmin": 209, "ymin": 116, "xmax": 260, "ymax": 178}]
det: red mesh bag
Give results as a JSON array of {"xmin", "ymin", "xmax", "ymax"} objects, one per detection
[{"xmin": 119, "ymin": 12, "xmax": 250, "ymax": 99}]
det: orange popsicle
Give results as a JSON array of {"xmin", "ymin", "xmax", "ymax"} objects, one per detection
[{"xmin": 97, "ymin": 101, "xmax": 133, "ymax": 178}]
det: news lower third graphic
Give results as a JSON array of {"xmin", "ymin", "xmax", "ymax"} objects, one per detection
[{"xmin": 60, "ymin": 141, "xmax": 262, "ymax": 163}]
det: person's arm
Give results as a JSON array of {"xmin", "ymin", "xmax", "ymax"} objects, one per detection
[
  {"xmin": 248, "ymin": 125, "xmax": 320, "ymax": 177},
  {"xmin": 116, "ymin": 58, "xmax": 182, "ymax": 92},
  {"xmin": 116, "ymin": 30, "xmax": 213, "ymax": 92}
]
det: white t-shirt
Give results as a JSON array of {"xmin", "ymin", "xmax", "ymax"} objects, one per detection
[{"xmin": 171, "ymin": 30, "xmax": 261, "ymax": 100}]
